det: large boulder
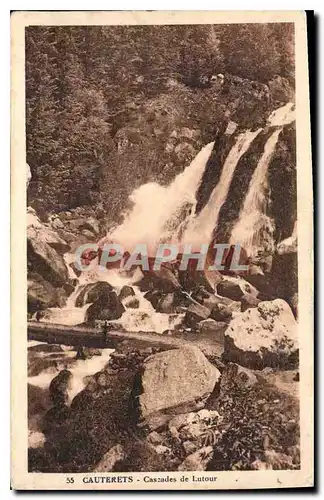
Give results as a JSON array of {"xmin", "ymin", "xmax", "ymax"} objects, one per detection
[
  {"xmin": 27, "ymin": 272, "xmax": 67, "ymax": 312},
  {"xmin": 270, "ymin": 229, "xmax": 298, "ymax": 315},
  {"xmin": 240, "ymin": 294, "xmax": 261, "ymax": 312},
  {"xmin": 84, "ymin": 217, "xmax": 100, "ymax": 235},
  {"xmin": 92, "ymin": 444, "xmax": 126, "ymax": 472},
  {"xmin": 209, "ymin": 303, "xmax": 232, "ymax": 322},
  {"xmin": 123, "ymin": 296, "xmax": 140, "ymax": 309},
  {"xmin": 178, "ymin": 446, "xmax": 213, "ymax": 471},
  {"xmin": 27, "ymin": 235, "xmax": 69, "ymax": 287},
  {"xmin": 143, "ymin": 290, "xmax": 163, "ymax": 309},
  {"xmin": 55, "ymin": 229, "xmax": 77, "ymax": 244},
  {"xmin": 156, "ymin": 293, "xmax": 175, "ymax": 313},
  {"xmin": 216, "ymin": 280, "xmax": 244, "ymax": 301},
  {"xmin": 136, "ymin": 265, "xmax": 181, "ymax": 293},
  {"xmin": 178, "ymin": 268, "xmax": 222, "ymax": 295},
  {"xmin": 244, "ymin": 264, "xmax": 273, "ymax": 294},
  {"xmin": 51, "ymin": 217, "xmax": 64, "ymax": 230},
  {"xmin": 184, "ymin": 302, "xmax": 211, "ymax": 327},
  {"xmin": 223, "ymin": 299, "xmax": 298, "ymax": 369},
  {"xmin": 200, "ymin": 292, "xmax": 223, "ymax": 309},
  {"xmin": 75, "ymin": 281, "xmax": 114, "ymax": 307},
  {"xmin": 27, "ymin": 225, "xmax": 70, "ymax": 255},
  {"xmin": 137, "ymin": 346, "xmax": 221, "ymax": 428},
  {"xmin": 118, "ymin": 285, "xmax": 135, "ymax": 301},
  {"xmin": 85, "ymin": 290, "xmax": 125, "ymax": 324},
  {"xmin": 82, "ymin": 229, "xmax": 97, "ymax": 241},
  {"xmin": 65, "ymin": 217, "xmax": 100, "ymax": 236},
  {"xmin": 197, "ymin": 318, "xmax": 227, "ymax": 343},
  {"xmin": 49, "ymin": 369, "xmax": 73, "ymax": 406}
]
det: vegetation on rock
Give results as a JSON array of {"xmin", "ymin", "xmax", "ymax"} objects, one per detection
[{"xmin": 26, "ymin": 24, "xmax": 294, "ymax": 220}]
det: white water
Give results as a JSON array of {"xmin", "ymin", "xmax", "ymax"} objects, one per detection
[
  {"xmin": 39, "ymin": 103, "xmax": 295, "ymax": 330},
  {"xmin": 230, "ymin": 128, "xmax": 282, "ymax": 257},
  {"xmin": 109, "ymin": 141, "xmax": 215, "ymax": 254},
  {"xmin": 267, "ymin": 102, "xmax": 295, "ymax": 127},
  {"xmin": 116, "ymin": 286, "xmax": 184, "ymax": 334},
  {"xmin": 180, "ymin": 128, "xmax": 262, "ymax": 246},
  {"xmin": 39, "ymin": 143, "xmax": 215, "ymax": 329},
  {"xmin": 63, "ymin": 252, "xmax": 79, "ymax": 281},
  {"xmin": 28, "ymin": 104, "xmax": 297, "ymax": 437},
  {"xmin": 28, "ymin": 340, "xmax": 114, "ymax": 448},
  {"xmin": 27, "ymin": 209, "xmax": 42, "ymax": 228},
  {"xmin": 28, "ymin": 343, "xmax": 114, "ymax": 403},
  {"xmin": 39, "ymin": 303, "xmax": 91, "ymax": 326},
  {"xmin": 41, "ymin": 263, "xmax": 182, "ymax": 334},
  {"xmin": 277, "ymin": 221, "xmax": 298, "ymax": 255}
]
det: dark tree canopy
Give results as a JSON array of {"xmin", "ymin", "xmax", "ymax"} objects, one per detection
[{"xmin": 26, "ymin": 24, "xmax": 294, "ymax": 216}]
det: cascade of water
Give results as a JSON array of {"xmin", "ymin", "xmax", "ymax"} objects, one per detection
[
  {"xmin": 267, "ymin": 102, "xmax": 295, "ymax": 127},
  {"xmin": 180, "ymin": 128, "xmax": 262, "ymax": 247},
  {"xmin": 40, "ymin": 102, "xmax": 295, "ymax": 330},
  {"xmin": 116, "ymin": 286, "xmax": 184, "ymax": 334},
  {"xmin": 230, "ymin": 128, "xmax": 282, "ymax": 257},
  {"xmin": 109, "ymin": 141, "xmax": 215, "ymax": 254},
  {"xmin": 28, "ymin": 343, "xmax": 114, "ymax": 402}
]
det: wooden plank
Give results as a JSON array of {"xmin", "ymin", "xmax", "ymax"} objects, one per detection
[{"xmin": 27, "ymin": 321, "xmax": 183, "ymax": 349}]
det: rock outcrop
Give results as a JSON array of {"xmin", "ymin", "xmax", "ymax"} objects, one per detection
[
  {"xmin": 85, "ymin": 290, "xmax": 125, "ymax": 324},
  {"xmin": 223, "ymin": 299, "xmax": 298, "ymax": 369},
  {"xmin": 136, "ymin": 265, "xmax": 181, "ymax": 293},
  {"xmin": 27, "ymin": 211, "xmax": 71, "ymax": 301},
  {"xmin": 119, "ymin": 285, "xmax": 136, "ymax": 301},
  {"xmin": 75, "ymin": 281, "xmax": 114, "ymax": 307},
  {"xmin": 216, "ymin": 280, "xmax": 244, "ymax": 301},
  {"xmin": 137, "ymin": 346, "xmax": 221, "ymax": 429},
  {"xmin": 28, "ymin": 272, "xmax": 68, "ymax": 312},
  {"xmin": 27, "ymin": 225, "xmax": 70, "ymax": 255},
  {"xmin": 178, "ymin": 446, "xmax": 213, "ymax": 471},
  {"xmin": 49, "ymin": 369, "xmax": 73, "ymax": 406},
  {"xmin": 197, "ymin": 319, "xmax": 227, "ymax": 342},
  {"xmin": 184, "ymin": 303, "xmax": 211, "ymax": 327},
  {"xmin": 93, "ymin": 444, "xmax": 126, "ymax": 472},
  {"xmin": 28, "ymin": 235, "xmax": 69, "ymax": 287}
]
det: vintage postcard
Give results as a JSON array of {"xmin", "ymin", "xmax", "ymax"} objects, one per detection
[{"xmin": 11, "ymin": 10, "xmax": 313, "ymax": 490}]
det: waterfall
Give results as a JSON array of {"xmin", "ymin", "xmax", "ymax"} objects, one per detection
[
  {"xmin": 27, "ymin": 102, "xmax": 297, "ymax": 453},
  {"xmin": 180, "ymin": 128, "xmax": 262, "ymax": 247},
  {"xmin": 39, "ymin": 263, "xmax": 181, "ymax": 333},
  {"xmin": 267, "ymin": 102, "xmax": 295, "ymax": 127},
  {"xmin": 114, "ymin": 286, "xmax": 184, "ymax": 334},
  {"xmin": 109, "ymin": 141, "xmax": 215, "ymax": 254},
  {"xmin": 107, "ymin": 102, "xmax": 294, "ymax": 253},
  {"xmin": 229, "ymin": 128, "xmax": 282, "ymax": 257},
  {"xmin": 38, "ymin": 102, "xmax": 295, "ymax": 330},
  {"xmin": 28, "ymin": 344, "xmax": 114, "ymax": 403},
  {"xmin": 28, "ymin": 341, "xmax": 114, "ymax": 447}
]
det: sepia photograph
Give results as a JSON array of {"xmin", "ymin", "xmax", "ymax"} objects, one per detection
[{"xmin": 11, "ymin": 10, "xmax": 313, "ymax": 490}]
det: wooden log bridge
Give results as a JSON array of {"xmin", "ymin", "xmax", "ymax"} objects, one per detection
[{"xmin": 27, "ymin": 321, "xmax": 188, "ymax": 350}]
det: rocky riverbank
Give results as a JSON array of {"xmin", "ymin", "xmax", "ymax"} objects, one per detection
[
  {"xmin": 28, "ymin": 338, "xmax": 299, "ymax": 473},
  {"xmin": 26, "ymin": 94, "xmax": 299, "ymax": 474},
  {"xmin": 27, "ymin": 192, "xmax": 299, "ymax": 473}
]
